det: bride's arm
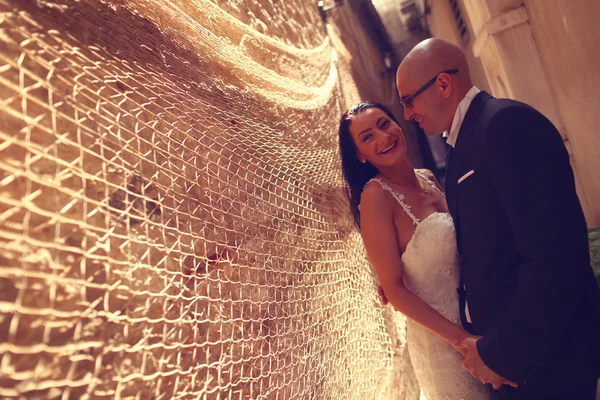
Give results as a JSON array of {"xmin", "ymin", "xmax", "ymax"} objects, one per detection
[{"xmin": 360, "ymin": 184, "xmax": 469, "ymax": 352}]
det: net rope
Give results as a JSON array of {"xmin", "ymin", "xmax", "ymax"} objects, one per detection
[{"xmin": 0, "ymin": 0, "xmax": 408, "ymax": 398}]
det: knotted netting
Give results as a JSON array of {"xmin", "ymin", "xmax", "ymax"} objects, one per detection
[{"xmin": 0, "ymin": 0, "xmax": 412, "ymax": 398}]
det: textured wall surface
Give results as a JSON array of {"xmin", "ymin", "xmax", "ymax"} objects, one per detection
[
  {"xmin": 524, "ymin": 0, "xmax": 600, "ymax": 227},
  {"xmin": 0, "ymin": 0, "xmax": 415, "ymax": 398}
]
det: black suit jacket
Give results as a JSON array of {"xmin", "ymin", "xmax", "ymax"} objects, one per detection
[{"xmin": 446, "ymin": 91, "xmax": 600, "ymax": 398}]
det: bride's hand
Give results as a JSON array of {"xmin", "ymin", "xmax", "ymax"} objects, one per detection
[
  {"xmin": 459, "ymin": 336, "xmax": 519, "ymax": 389},
  {"xmin": 453, "ymin": 334, "xmax": 482, "ymax": 357}
]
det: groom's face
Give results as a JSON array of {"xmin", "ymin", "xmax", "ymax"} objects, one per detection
[{"xmin": 397, "ymin": 70, "xmax": 450, "ymax": 135}]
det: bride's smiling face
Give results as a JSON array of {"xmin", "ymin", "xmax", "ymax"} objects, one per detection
[{"xmin": 349, "ymin": 107, "xmax": 407, "ymax": 168}]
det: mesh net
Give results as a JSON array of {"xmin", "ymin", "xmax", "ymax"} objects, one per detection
[{"xmin": 0, "ymin": 0, "xmax": 409, "ymax": 398}]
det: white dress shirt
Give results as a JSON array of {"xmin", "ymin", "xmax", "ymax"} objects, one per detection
[{"xmin": 443, "ymin": 86, "xmax": 481, "ymax": 148}]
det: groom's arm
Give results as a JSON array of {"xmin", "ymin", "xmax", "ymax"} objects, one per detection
[{"xmin": 475, "ymin": 105, "xmax": 591, "ymax": 384}]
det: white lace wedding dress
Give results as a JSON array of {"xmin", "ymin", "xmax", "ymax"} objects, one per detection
[{"xmin": 367, "ymin": 171, "xmax": 492, "ymax": 400}]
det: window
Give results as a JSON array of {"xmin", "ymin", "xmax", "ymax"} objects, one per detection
[{"xmin": 449, "ymin": 0, "xmax": 470, "ymax": 45}]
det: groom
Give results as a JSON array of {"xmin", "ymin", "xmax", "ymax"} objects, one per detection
[{"xmin": 396, "ymin": 38, "xmax": 600, "ymax": 399}]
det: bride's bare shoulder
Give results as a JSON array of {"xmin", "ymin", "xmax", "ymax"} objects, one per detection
[
  {"xmin": 417, "ymin": 169, "xmax": 444, "ymax": 191},
  {"xmin": 416, "ymin": 168, "xmax": 434, "ymax": 178},
  {"xmin": 360, "ymin": 179, "xmax": 393, "ymax": 211}
]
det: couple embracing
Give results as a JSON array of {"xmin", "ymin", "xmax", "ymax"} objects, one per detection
[{"xmin": 338, "ymin": 39, "xmax": 600, "ymax": 399}]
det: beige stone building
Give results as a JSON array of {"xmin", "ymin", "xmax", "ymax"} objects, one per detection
[{"xmin": 413, "ymin": 0, "xmax": 600, "ymax": 228}]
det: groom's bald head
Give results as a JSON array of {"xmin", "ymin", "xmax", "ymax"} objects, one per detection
[
  {"xmin": 397, "ymin": 38, "xmax": 470, "ymax": 86},
  {"xmin": 396, "ymin": 39, "xmax": 473, "ymax": 135}
]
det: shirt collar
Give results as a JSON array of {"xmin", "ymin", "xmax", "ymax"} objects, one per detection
[{"xmin": 443, "ymin": 86, "xmax": 480, "ymax": 147}]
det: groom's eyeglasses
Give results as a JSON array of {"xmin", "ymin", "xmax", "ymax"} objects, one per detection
[{"xmin": 399, "ymin": 69, "xmax": 459, "ymax": 109}]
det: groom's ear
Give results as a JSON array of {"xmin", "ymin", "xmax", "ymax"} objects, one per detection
[{"xmin": 437, "ymin": 73, "xmax": 453, "ymax": 98}]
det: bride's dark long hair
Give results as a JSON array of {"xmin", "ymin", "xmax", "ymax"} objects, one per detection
[{"xmin": 338, "ymin": 101, "xmax": 401, "ymax": 230}]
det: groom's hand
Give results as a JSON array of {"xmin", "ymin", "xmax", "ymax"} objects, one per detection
[
  {"xmin": 459, "ymin": 336, "xmax": 518, "ymax": 390},
  {"xmin": 377, "ymin": 285, "xmax": 398, "ymax": 310},
  {"xmin": 377, "ymin": 285, "xmax": 388, "ymax": 305}
]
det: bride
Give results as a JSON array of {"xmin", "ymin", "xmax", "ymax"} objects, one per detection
[{"xmin": 338, "ymin": 101, "xmax": 493, "ymax": 399}]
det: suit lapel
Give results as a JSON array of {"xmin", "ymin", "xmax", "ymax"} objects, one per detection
[{"xmin": 447, "ymin": 91, "xmax": 493, "ymax": 221}]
